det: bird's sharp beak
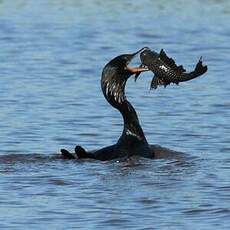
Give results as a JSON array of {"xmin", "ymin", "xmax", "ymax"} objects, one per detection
[
  {"xmin": 132, "ymin": 47, "xmax": 150, "ymax": 57},
  {"xmin": 125, "ymin": 66, "xmax": 149, "ymax": 74},
  {"xmin": 125, "ymin": 47, "xmax": 150, "ymax": 74}
]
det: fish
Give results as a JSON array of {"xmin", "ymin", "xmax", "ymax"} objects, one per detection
[{"xmin": 135, "ymin": 48, "xmax": 208, "ymax": 89}]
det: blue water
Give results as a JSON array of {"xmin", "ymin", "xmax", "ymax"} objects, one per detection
[{"xmin": 0, "ymin": 0, "xmax": 230, "ymax": 229}]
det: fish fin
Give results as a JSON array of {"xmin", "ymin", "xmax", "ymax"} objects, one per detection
[
  {"xmin": 150, "ymin": 75, "xmax": 168, "ymax": 90},
  {"xmin": 150, "ymin": 76, "xmax": 159, "ymax": 90},
  {"xmin": 193, "ymin": 56, "xmax": 208, "ymax": 77},
  {"xmin": 177, "ymin": 65, "xmax": 186, "ymax": 73},
  {"xmin": 159, "ymin": 49, "xmax": 186, "ymax": 74},
  {"xmin": 134, "ymin": 72, "xmax": 141, "ymax": 82}
]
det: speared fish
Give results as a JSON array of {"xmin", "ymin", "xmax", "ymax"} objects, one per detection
[{"xmin": 135, "ymin": 48, "xmax": 208, "ymax": 89}]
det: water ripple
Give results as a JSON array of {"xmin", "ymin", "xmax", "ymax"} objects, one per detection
[{"xmin": 0, "ymin": 0, "xmax": 230, "ymax": 229}]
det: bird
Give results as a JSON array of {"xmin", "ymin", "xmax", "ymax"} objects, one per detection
[{"xmin": 60, "ymin": 47, "xmax": 207, "ymax": 161}]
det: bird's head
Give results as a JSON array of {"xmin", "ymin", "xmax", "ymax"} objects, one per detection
[{"xmin": 101, "ymin": 48, "xmax": 149, "ymax": 106}]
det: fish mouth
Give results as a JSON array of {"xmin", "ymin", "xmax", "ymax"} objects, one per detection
[{"xmin": 125, "ymin": 47, "xmax": 150, "ymax": 74}]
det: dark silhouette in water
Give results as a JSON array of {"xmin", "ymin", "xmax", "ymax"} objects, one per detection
[{"xmin": 61, "ymin": 47, "xmax": 207, "ymax": 161}]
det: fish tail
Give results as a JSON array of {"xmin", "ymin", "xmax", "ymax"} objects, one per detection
[
  {"xmin": 193, "ymin": 57, "xmax": 208, "ymax": 77},
  {"xmin": 179, "ymin": 57, "xmax": 208, "ymax": 82}
]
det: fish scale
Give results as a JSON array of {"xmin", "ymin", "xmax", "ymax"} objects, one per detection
[{"xmin": 135, "ymin": 48, "xmax": 208, "ymax": 89}]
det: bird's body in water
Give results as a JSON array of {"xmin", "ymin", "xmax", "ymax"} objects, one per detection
[{"xmin": 61, "ymin": 48, "xmax": 207, "ymax": 161}]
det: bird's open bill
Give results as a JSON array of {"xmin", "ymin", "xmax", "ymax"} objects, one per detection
[
  {"xmin": 125, "ymin": 66, "xmax": 149, "ymax": 74},
  {"xmin": 125, "ymin": 47, "xmax": 150, "ymax": 74}
]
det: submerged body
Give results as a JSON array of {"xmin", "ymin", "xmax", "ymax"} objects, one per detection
[{"xmin": 61, "ymin": 47, "xmax": 207, "ymax": 161}]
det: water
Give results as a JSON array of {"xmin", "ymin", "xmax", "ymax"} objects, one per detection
[{"xmin": 0, "ymin": 0, "xmax": 230, "ymax": 229}]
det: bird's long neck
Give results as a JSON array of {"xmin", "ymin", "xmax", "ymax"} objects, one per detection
[
  {"xmin": 102, "ymin": 76, "xmax": 148, "ymax": 144},
  {"xmin": 118, "ymin": 99, "xmax": 147, "ymax": 142}
]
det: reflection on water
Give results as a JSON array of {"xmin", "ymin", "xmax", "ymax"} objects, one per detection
[{"xmin": 0, "ymin": 0, "xmax": 230, "ymax": 229}]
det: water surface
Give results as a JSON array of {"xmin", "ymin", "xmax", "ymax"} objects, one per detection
[{"xmin": 0, "ymin": 1, "xmax": 230, "ymax": 229}]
